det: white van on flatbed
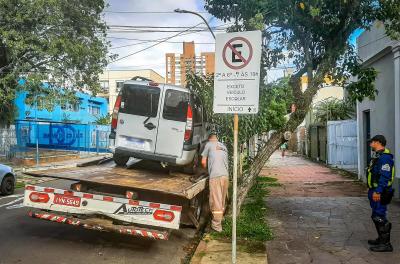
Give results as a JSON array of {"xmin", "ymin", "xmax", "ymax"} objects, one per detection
[{"xmin": 109, "ymin": 80, "xmax": 209, "ymax": 172}]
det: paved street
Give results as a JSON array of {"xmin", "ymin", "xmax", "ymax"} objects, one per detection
[
  {"xmin": 263, "ymin": 152, "xmax": 400, "ymax": 264},
  {"xmin": 0, "ymin": 179, "xmax": 196, "ymax": 264}
]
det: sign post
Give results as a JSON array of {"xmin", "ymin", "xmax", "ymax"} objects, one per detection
[{"xmin": 213, "ymin": 30, "xmax": 261, "ymax": 264}]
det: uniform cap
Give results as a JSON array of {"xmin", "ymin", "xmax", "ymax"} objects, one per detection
[{"xmin": 368, "ymin": 135, "xmax": 386, "ymax": 146}]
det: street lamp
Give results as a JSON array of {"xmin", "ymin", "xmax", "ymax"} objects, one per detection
[{"xmin": 174, "ymin": 9, "xmax": 216, "ymax": 40}]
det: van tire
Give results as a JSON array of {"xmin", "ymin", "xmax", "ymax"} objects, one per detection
[
  {"xmin": 113, "ymin": 154, "xmax": 130, "ymax": 166},
  {"xmin": 1, "ymin": 174, "xmax": 15, "ymax": 195}
]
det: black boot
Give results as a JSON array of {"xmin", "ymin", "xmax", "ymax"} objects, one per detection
[
  {"xmin": 368, "ymin": 219, "xmax": 381, "ymax": 245},
  {"xmin": 370, "ymin": 222, "xmax": 393, "ymax": 252}
]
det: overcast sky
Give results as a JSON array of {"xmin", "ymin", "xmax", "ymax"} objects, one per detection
[
  {"xmin": 103, "ymin": 1, "xmax": 363, "ymax": 83},
  {"xmin": 104, "ymin": 1, "xmax": 218, "ymax": 75}
]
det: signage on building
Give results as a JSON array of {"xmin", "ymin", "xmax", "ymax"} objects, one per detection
[{"xmin": 213, "ymin": 31, "xmax": 262, "ymax": 114}]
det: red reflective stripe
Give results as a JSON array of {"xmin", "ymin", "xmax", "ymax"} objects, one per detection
[
  {"xmin": 44, "ymin": 188, "xmax": 54, "ymax": 193},
  {"xmin": 170, "ymin": 205, "xmax": 182, "ymax": 212},
  {"xmin": 103, "ymin": 196, "xmax": 113, "ymax": 202},
  {"xmin": 26, "ymin": 186, "xmax": 35, "ymax": 191},
  {"xmin": 149, "ymin": 203, "xmax": 160, "ymax": 209},
  {"xmin": 129, "ymin": 200, "xmax": 139, "ymax": 206},
  {"xmin": 83, "ymin": 193, "xmax": 93, "ymax": 199}
]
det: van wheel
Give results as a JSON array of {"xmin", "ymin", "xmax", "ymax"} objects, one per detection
[
  {"xmin": 113, "ymin": 154, "xmax": 130, "ymax": 166},
  {"xmin": 1, "ymin": 174, "xmax": 15, "ymax": 195},
  {"xmin": 183, "ymin": 151, "xmax": 199, "ymax": 175}
]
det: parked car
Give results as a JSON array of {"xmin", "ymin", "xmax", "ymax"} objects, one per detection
[
  {"xmin": 0, "ymin": 164, "xmax": 16, "ymax": 195},
  {"xmin": 109, "ymin": 80, "xmax": 210, "ymax": 172}
]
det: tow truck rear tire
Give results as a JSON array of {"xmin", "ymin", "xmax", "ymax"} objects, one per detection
[{"xmin": 113, "ymin": 154, "xmax": 130, "ymax": 166}]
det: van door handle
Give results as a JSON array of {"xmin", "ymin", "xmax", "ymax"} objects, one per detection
[{"xmin": 144, "ymin": 122, "xmax": 156, "ymax": 130}]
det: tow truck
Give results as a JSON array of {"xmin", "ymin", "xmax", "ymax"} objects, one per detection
[{"xmin": 23, "ymin": 158, "xmax": 209, "ymax": 240}]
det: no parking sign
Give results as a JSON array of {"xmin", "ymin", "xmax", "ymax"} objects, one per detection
[{"xmin": 213, "ymin": 31, "xmax": 262, "ymax": 114}]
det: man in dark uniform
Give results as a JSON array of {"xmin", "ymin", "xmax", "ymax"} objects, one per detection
[{"xmin": 367, "ymin": 135, "xmax": 395, "ymax": 252}]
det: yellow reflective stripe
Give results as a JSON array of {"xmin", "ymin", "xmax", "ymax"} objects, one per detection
[
  {"xmin": 384, "ymin": 148, "xmax": 391, "ymax": 154},
  {"xmin": 367, "ymin": 169, "xmax": 373, "ymax": 188},
  {"xmin": 389, "ymin": 165, "xmax": 395, "ymax": 186}
]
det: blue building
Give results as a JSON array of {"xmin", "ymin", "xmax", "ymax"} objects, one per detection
[
  {"xmin": 14, "ymin": 86, "xmax": 110, "ymax": 153},
  {"xmin": 15, "ymin": 90, "xmax": 108, "ymax": 124}
]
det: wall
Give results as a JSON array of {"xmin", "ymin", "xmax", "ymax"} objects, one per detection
[
  {"xmin": 15, "ymin": 90, "xmax": 108, "ymax": 124},
  {"xmin": 357, "ymin": 53, "xmax": 395, "ymax": 180},
  {"xmin": 356, "ymin": 23, "xmax": 399, "ymax": 182},
  {"xmin": 15, "ymin": 121, "xmax": 110, "ymax": 153}
]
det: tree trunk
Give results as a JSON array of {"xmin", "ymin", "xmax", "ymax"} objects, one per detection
[
  {"xmin": 235, "ymin": 72, "xmax": 320, "ymax": 213},
  {"xmin": 236, "ymin": 131, "xmax": 283, "ymax": 212}
]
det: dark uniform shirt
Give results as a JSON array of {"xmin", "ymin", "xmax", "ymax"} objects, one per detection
[{"xmin": 367, "ymin": 149, "xmax": 395, "ymax": 193}]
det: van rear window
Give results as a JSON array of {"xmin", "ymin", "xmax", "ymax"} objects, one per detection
[
  {"xmin": 120, "ymin": 84, "xmax": 160, "ymax": 117},
  {"xmin": 163, "ymin": 90, "xmax": 189, "ymax": 122}
]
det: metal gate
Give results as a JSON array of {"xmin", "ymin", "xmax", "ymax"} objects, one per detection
[{"xmin": 327, "ymin": 120, "xmax": 358, "ymax": 172}]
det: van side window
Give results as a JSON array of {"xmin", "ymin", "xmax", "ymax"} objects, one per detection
[
  {"xmin": 120, "ymin": 84, "xmax": 160, "ymax": 117},
  {"xmin": 163, "ymin": 90, "xmax": 189, "ymax": 122}
]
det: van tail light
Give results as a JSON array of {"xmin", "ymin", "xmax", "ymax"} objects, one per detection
[
  {"xmin": 111, "ymin": 95, "xmax": 122, "ymax": 129},
  {"xmin": 29, "ymin": 192, "xmax": 50, "ymax": 203},
  {"xmin": 153, "ymin": 209, "xmax": 175, "ymax": 222},
  {"xmin": 184, "ymin": 105, "xmax": 193, "ymax": 142}
]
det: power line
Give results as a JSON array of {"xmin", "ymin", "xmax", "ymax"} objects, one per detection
[
  {"xmin": 110, "ymin": 40, "xmax": 214, "ymax": 50},
  {"xmin": 107, "ymin": 29, "xmax": 225, "ymax": 33},
  {"xmin": 111, "ymin": 22, "xmax": 205, "ymax": 63},
  {"xmin": 104, "ymin": 10, "xmax": 209, "ymax": 14},
  {"xmin": 108, "ymin": 25, "xmax": 224, "ymax": 29}
]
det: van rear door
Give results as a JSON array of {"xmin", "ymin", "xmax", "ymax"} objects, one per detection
[
  {"xmin": 155, "ymin": 89, "xmax": 189, "ymax": 157},
  {"xmin": 116, "ymin": 83, "xmax": 162, "ymax": 154}
]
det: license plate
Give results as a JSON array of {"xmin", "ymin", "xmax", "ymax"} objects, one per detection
[
  {"xmin": 126, "ymin": 138, "xmax": 145, "ymax": 150},
  {"xmin": 53, "ymin": 194, "xmax": 81, "ymax": 207}
]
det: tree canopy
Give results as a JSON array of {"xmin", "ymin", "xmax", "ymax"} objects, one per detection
[
  {"xmin": 0, "ymin": 0, "xmax": 110, "ymax": 125},
  {"xmin": 205, "ymin": 1, "xmax": 400, "ymax": 127}
]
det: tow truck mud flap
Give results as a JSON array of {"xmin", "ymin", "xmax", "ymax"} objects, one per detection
[
  {"xmin": 23, "ymin": 185, "xmax": 182, "ymax": 230},
  {"xmin": 29, "ymin": 211, "xmax": 169, "ymax": 240}
]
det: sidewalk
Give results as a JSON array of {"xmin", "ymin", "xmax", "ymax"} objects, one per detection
[
  {"xmin": 264, "ymin": 152, "xmax": 400, "ymax": 264},
  {"xmin": 190, "ymin": 234, "xmax": 267, "ymax": 264}
]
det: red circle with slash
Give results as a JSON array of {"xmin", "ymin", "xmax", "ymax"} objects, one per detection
[{"xmin": 222, "ymin": 37, "xmax": 253, "ymax": 70}]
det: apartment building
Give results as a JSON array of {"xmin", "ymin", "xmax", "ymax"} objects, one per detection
[{"xmin": 165, "ymin": 42, "xmax": 215, "ymax": 86}]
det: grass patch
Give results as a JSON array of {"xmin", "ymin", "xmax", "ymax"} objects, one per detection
[
  {"xmin": 211, "ymin": 177, "xmax": 274, "ymax": 245},
  {"xmin": 15, "ymin": 182, "xmax": 25, "ymax": 189}
]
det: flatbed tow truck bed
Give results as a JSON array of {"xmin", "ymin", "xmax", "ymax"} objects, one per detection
[
  {"xmin": 23, "ymin": 159, "xmax": 209, "ymax": 240},
  {"xmin": 25, "ymin": 159, "xmax": 207, "ymax": 199}
]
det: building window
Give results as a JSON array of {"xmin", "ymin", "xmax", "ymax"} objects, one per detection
[
  {"xmin": 99, "ymin": 80, "xmax": 109, "ymax": 93},
  {"xmin": 116, "ymin": 81, "xmax": 124, "ymax": 93},
  {"xmin": 61, "ymin": 101, "xmax": 80, "ymax": 112},
  {"xmin": 88, "ymin": 105, "xmax": 101, "ymax": 116}
]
